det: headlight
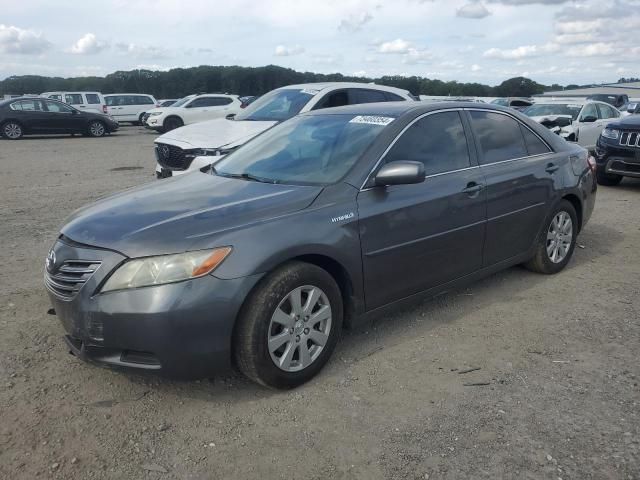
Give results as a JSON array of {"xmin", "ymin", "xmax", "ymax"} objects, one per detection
[
  {"xmin": 148, "ymin": 112, "xmax": 163, "ymax": 117},
  {"xmin": 601, "ymin": 128, "xmax": 619, "ymax": 140},
  {"xmin": 101, "ymin": 247, "xmax": 232, "ymax": 292},
  {"xmin": 193, "ymin": 147, "xmax": 237, "ymax": 157}
]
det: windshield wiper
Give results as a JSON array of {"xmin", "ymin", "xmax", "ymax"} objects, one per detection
[{"xmin": 216, "ymin": 172, "xmax": 278, "ymax": 184}]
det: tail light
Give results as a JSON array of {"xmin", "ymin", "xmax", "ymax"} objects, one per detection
[
  {"xmin": 240, "ymin": 103, "xmax": 248, "ymax": 109},
  {"xmin": 102, "ymin": 104, "xmax": 107, "ymax": 114},
  {"xmin": 587, "ymin": 154, "xmax": 596, "ymax": 172}
]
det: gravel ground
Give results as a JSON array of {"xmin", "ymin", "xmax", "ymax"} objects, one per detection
[{"xmin": 0, "ymin": 127, "xmax": 638, "ymax": 479}]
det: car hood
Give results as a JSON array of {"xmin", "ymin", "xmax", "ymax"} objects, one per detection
[
  {"xmin": 61, "ymin": 173, "xmax": 322, "ymax": 258},
  {"xmin": 156, "ymin": 118, "xmax": 278, "ymax": 149},
  {"xmin": 606, "ymin": 115, "xmax": 640, "ymax": 129}
]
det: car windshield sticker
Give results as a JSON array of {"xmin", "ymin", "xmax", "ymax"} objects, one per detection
[
  {"xmin": 300, "ymin": 89, "xmax": 320, "ymax": 96},
  {"xmin": 349, "ymin": 115, "xmax": 395, "ymax": 126}
]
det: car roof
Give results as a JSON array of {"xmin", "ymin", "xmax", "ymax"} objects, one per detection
[
  {"xmin": 279, "ymin": 82, "xmax": 411, "ymax": 95},
  {"xmin": 104, "ymin": 93, "xmax": 154, "ymax": 96},
  {"xmin": 300, "ymin": 101, "xmax": 514, "ymax": 118}
]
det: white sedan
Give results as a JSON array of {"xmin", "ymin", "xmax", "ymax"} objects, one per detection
[
  {"xmin": 523, "ymin": 100, "xmax": 621, "ymax": 151},
  {"xmin": 144, "ymin": 94, "xmax": 241, "ymax": 132},
  {"xmin": 153, "ymin": 82, "xmax": 416, "ymax": 178}
]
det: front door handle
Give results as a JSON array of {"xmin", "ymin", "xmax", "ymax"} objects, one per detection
[
  {"xmin": 545, "ymin": 163, "xmax": 560, "ymax": 174},
  {"xmin": 462, "ymin": 182, "xmax": 484, "ymax": 195}
]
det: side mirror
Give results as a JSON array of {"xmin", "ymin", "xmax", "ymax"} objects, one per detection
[
  {"xmin": 581, "ymin": 115, "xmax": 597, "ymax": 123},
  {"xmin": 71, "ymin": 109, "xmax": 79, "ymax": 114},
  {"xmin": 627, "ymin": 103, "xmax": 638, "ymax": 113},
  {"xmin": 374, "ymin": 161, "xmax": 425, "ymax": 187}
]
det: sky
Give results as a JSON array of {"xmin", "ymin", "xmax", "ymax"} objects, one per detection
[{"xmin": 1, "ymin": 0, "xmax": 639, "ymax": 86}]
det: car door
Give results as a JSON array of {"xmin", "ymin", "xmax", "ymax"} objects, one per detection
[
  {"xmin": 105, "ymin": 95, "xmax": 124, "ymax": 121},
  {"xmin": 9, "ymin": 99, "xmax": 50, "ymax": 132},
  {"xmin": 576, "ymin": 103, "xmax": 602, "ymax": 149},
  {"xmin": 357, "ymin": 110, "xmax": 487, "ymax": 310},
  {"xmin": 466, "ymin": 109, "xmax": 556, "ymax": 266},
  {"xmin": 42, "ymin": 100, "xmax": 85, "ymax": 132}
]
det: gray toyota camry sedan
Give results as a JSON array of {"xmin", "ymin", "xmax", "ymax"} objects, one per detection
[{"xmin": 45, "ymin": 102, "xmax": 597, "ymax": 389}]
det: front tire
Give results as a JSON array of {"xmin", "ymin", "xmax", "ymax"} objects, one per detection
[
  {"xmin": 87, "ymin": 120, "xmax": 106, "ymax": 137},
  {"xmin": 234, "ymin": 261, "xmax": 343, "ymax": 389},
  {"xmin": 524, "ymin": 200, "xmax": 578, "ymax": 274},
  {"xmin": 596, "ymin": 169, "xmax": 623, "ymax": 186},
  {"xmin": 163, "ymin": 117, "xmax": 183, "ymax": 132},
  {"xmin": 2, "ymin": 121, "xmax": 23, "ymax": 139}
]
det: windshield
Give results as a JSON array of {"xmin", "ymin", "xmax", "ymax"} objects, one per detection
[
  {"xmin": 170, "ymin": 96, "xmax": 195, "ymax": 108},
  {"xmin": 234, "ymin": 88, "xmax": 316, "ymax": 122},
  {"xmin": 214, "ymin": 114, "xmax": 392, "ymax": 185},
  {"xmin": 523, "ymin": 103, "xmax": 582, "ymax": 120}
]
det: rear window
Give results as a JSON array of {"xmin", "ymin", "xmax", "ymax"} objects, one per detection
[
  {"xmin": 85, "ymin": 94, "xmax": 101, "ymax": 104},
  {"xmin": 470, "ymin": 111, "xmax": 528, "ymax": 164}
]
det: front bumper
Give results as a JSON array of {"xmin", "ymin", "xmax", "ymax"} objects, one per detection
[
  {"xmin": 45, "ymin": 238, "xmax": 263, "ymax": 379},
  {"xmin": 595, "ymin": 137, "xmax": 640, "ymax": 178}
]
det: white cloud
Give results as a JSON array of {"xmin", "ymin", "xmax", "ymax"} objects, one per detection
[
  {"xmin": 338, "ymin": 12, "xmax": 373, "ymax": 33},
  {"xmin": 483, "ymin": 43, "xmax": 558, "ymax": 59},
  {"xmin": 565, "ymin": 42, "xmax": 616, "ymax": 57},
  {"xmin": 378, "ymin": 38, "xmax": 412, "ymax": 54},
  {"xmin": 471, "ymin": 64, "xmax": 482, "ymax": 71},
  {"xmin": 403, "ymin": 48, "xmax": 434, "ymax": 64},
  {"xmin": 115, "ymin": 43, "xmax": 169, "ymax": 59},
  {"xmin": 0, "ymin": 24, "xmax": 50, "ymax": 55},
  {"xmin": 274, "ymin": 44, "xmax": 305, "ymax": 56},
  {"xmin": 70, "ymin": 33, "xmax": 108, "ymax": 55},
  {"xmin": 457, "ymin": 2, "xmax": 491, "ymax": 19}
]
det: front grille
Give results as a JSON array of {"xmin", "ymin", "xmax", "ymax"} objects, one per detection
[
  {"xmin": 619, "ymin": 131, "xmax": 640, "ymax": 148},
  {"xmin": 155, "ymin": 143, "xmax": 195, "ymax": 170},
  {"xmin": 45, "ymin": 260, "xmax": 101, "ymax": 300}
]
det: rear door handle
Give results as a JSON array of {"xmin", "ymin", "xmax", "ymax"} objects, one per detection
[
  {"xmin": 462, "ymin": 182, "xmax": 484, "ymax": 195},
  {"xmin": 545, "ymin": 163, "xmax": 560, "ymax": 174}
]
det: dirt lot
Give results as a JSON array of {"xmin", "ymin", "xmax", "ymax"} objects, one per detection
[{"xmin": 0, "ymin": 127, "xmax": 638, "ymax": 479}]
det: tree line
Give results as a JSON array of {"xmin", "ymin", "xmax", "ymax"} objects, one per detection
[{"xmin": 0, "ymin": 64, "xmax": 601, "ymax": 99}]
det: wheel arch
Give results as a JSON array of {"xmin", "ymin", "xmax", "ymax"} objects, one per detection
[
  {"xmin": 561, "ymin": 193, "xmax": 583, "ymax": 233},
  {"xmin": 163, "ymin": 115, "xmax": 183, "ymax": 127}
]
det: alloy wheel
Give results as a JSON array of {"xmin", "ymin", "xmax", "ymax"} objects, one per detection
[
  {"xmin": 546, "ymin": 211, "xmax": 573, "ymax": 263},
  {"xmin": 267, "ymin": 285, "xmax": 332, "ymax": 372},
  {"xmin": 4, "ymin": 122, "xmax": 22, "ymax": 139},
  {"xmin": 90, "ymin": 122, "xmax": 105, "ymax": 137}
]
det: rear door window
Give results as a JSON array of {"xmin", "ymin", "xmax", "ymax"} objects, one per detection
[
  {"xmin": 597, "ymin": 103, "xmax": 619, "ymax": 119},
  {"xmin": 384, "ymin": 111, "xmax": 471, "ymax": 176},
  {"xmin": 469, "ymin": 111, "xmax": 528, "ymax": 164},
  {"xmin": 10, "ymin": 99, "xmax": 45, "ymax": 111},
  {"xmin": 135, "ymin": 95, "xmax": 154, "ymax": 105},
  {"xmin": 85, "ymin": 94, "xmax": 101, "ymax": 104}
]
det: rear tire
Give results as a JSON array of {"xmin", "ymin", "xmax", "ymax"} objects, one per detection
[
  {"xmin": 163, "ymin": 116, "xmax": 183, "ymax": 132},
  {"xmin": 87, "ymin": 120, "xmax": 106, "ymax": 137},
  {"xmin": 596, "ymin": 169, "xmax": 623, "ymax": 186},
  {"xmin": 2, "ymin": 121, "xmax": 23, "ymax": 139},
  {"xmin": 524, "ymin": 200, "xmax": 577, "ymax": 274},
  {"xmin": 234, "ymin": 261, "xmax": 343, "ymax": 389}
]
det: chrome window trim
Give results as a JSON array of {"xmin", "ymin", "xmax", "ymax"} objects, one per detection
[{"xmin": 360, "ymin": 107, "xmax": 555, "ymax": 191}]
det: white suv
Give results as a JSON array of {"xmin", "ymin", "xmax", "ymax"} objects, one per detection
[
  {"xmin": 154, "ymin": 82, "xmax": 415, "ymax": 178},
  {"xmin": 144, "ymin": 94, "xmax": 241, "ymax": 132},
  {"xmin": 41, "ymin": 91, "xmax": 106, "ymax": 114},
  {"xmin": 104, "ymin": 94, "xmax": 158, "ymax": 124},
  {"xmin": 523, "ymin": 100, "xmax": 621, "ymax": 151}
]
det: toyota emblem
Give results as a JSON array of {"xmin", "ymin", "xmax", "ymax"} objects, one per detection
[{"xmin": 45, "ymin": 249, "xmax": 56, "ymax": 273}]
